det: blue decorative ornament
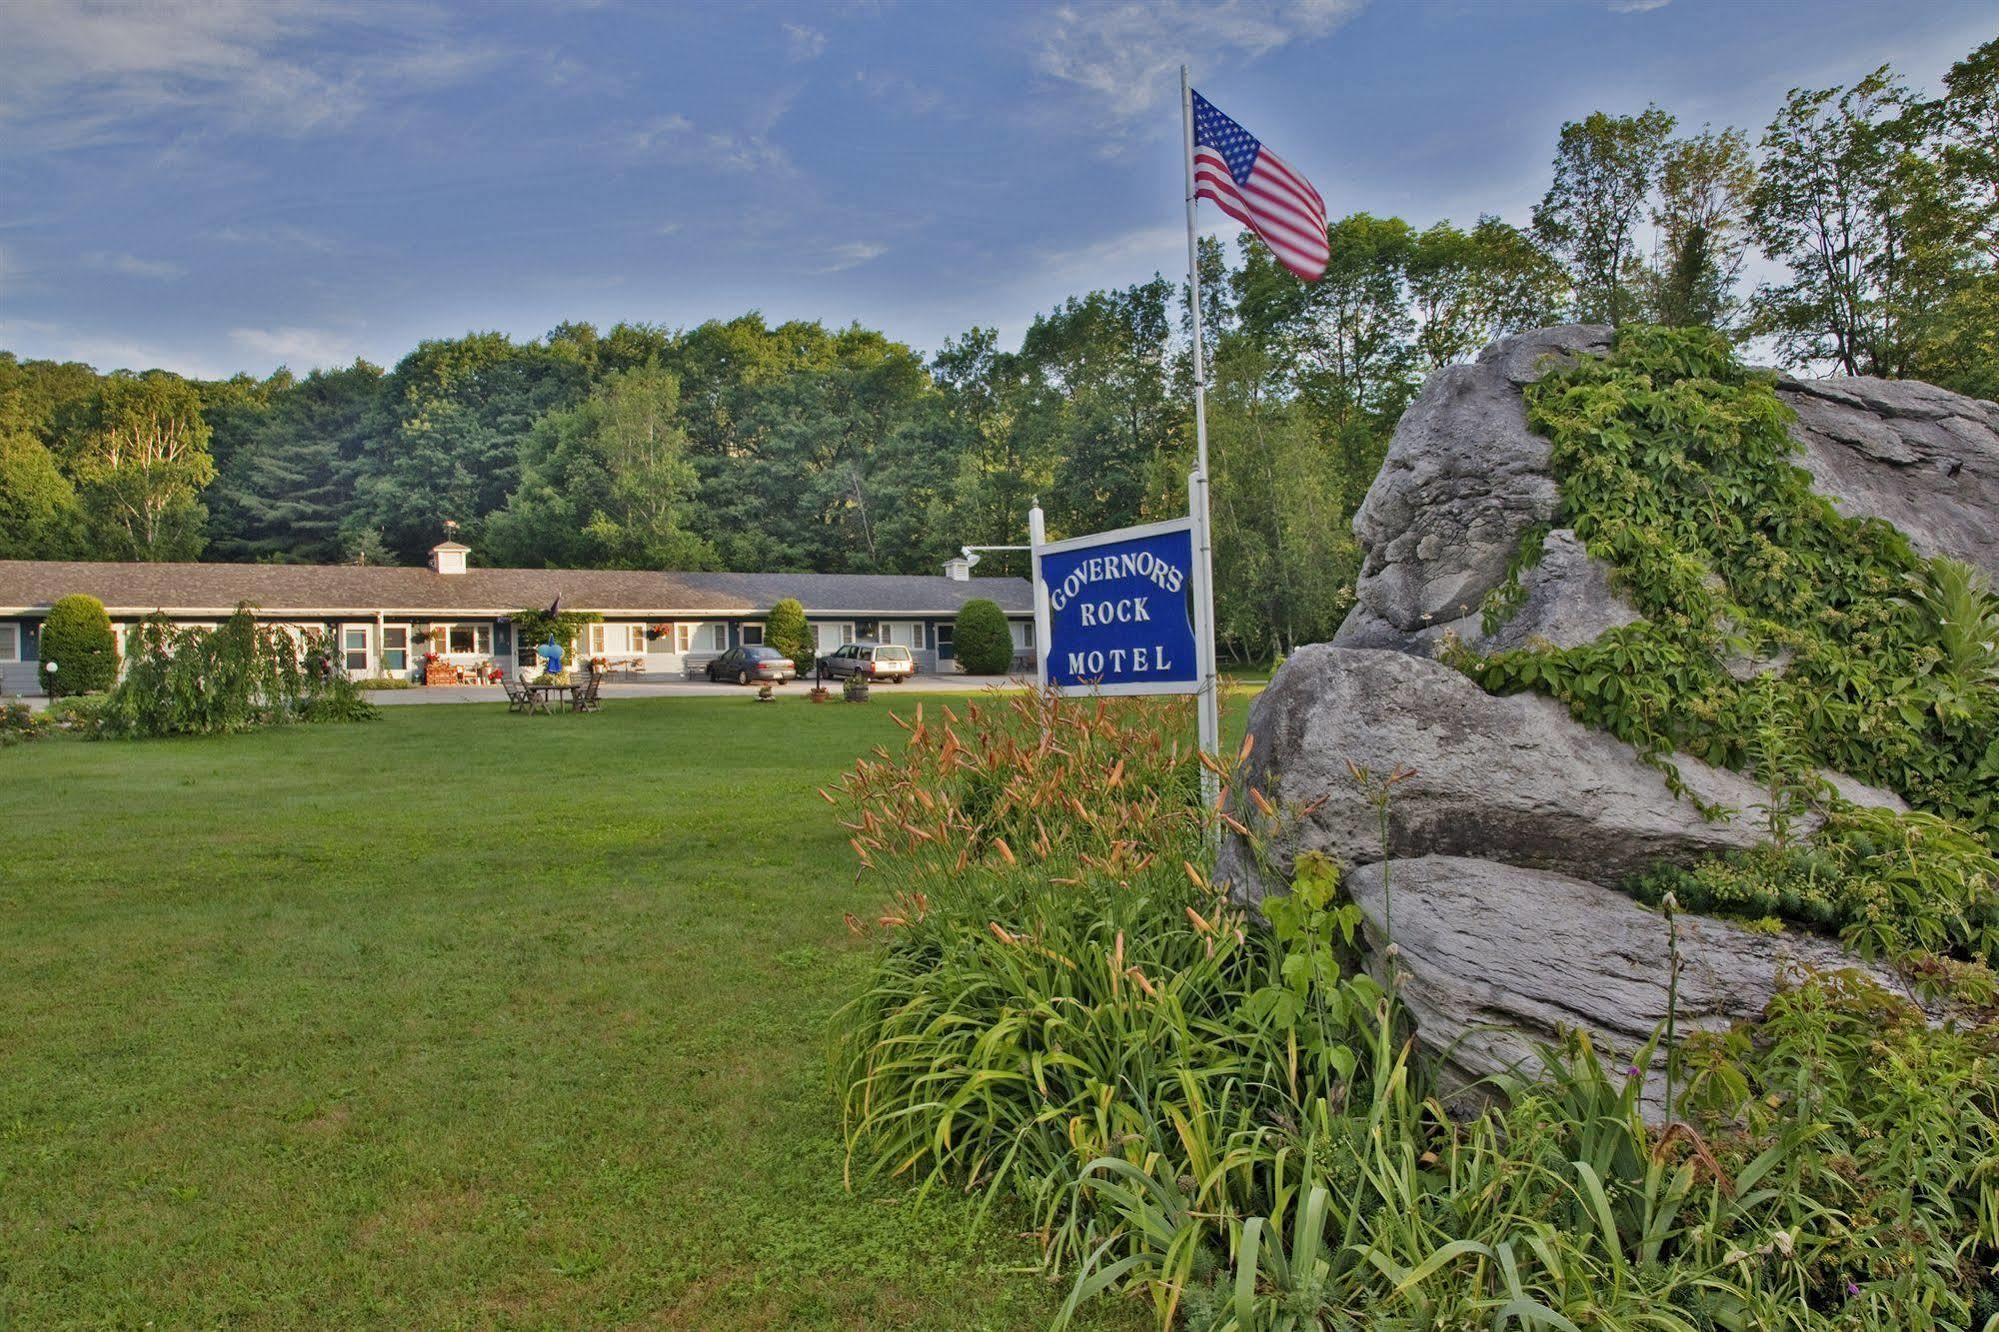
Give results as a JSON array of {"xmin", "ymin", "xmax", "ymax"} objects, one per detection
[{"xmin": 537, "ymin": 637, "xmax": 565, "ymax": 676}]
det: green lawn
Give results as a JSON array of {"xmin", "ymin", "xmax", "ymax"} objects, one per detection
[{"xmin": 0, "ymin": 697, "xmax": 1152, "ymax": 1329}]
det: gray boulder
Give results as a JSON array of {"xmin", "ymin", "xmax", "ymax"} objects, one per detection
[
  {"xmin": 1342, "ymin": 855, "xmax": 1909, "ymax": 1118},
  {"xmin": 1336, "ymin": 326, "xmax": 1613, "ymax": 653},
  {"xmin": 1778, "ymin": 375, "xmax": 1999, "ymax": 580},
  {"xmin": 1216, "ymin": 645, "xmax": 1779, "ymax": 905},
  {"xmin": 1481, "ymin": 528, "xmax": 1641, "ymax": 652}
]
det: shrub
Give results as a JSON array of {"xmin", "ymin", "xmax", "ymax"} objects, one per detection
[
  {"xmin": 765, "ymin": 597, "xmax": 812, "ymax": 673},
  {"xmin": 39, "ymin": 594, "xmax": 116, "ymax": 696},
  {"xmin": 47, "ymin": 694, "xmax": 106, "ymax": 732},
  {"xmin": 98, "ymin": 609, "xmax": 377, "ymax": 738},
  {"xmin": 1, "ymin": 698, "xmax": 45, "ymax": 746},
  {"xmin": 953, "ymin": 597, "xmax": 1013, "ymax": 675}
]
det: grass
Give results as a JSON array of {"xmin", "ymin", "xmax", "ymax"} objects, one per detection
[{"xmin": 0, "ymin": 695, "xmax": 1154, "ymax": 1329}]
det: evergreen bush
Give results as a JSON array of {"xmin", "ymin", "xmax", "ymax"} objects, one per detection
[
  {"xmin": 953, "ymin": 598, "xmax": 1013, "ymax": 675},
  {"xmin": 39, "ymin": 594, "xmax": 116, "ymax": 696},
  {"xmin": 765, "ymin": 597, "xmax": 812, "ymax": 672}
]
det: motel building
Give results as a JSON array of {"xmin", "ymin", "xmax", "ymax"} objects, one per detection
[{"xmin": 0, "ymin": 542, "xmax": 1037, "ymax": 695}]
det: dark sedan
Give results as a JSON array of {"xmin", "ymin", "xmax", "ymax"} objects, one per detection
[{"xmin": 705, "ymin": 644, "xmax": 798, "ymax": 684}]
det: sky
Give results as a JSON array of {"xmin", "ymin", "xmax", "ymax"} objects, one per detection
[{"xmin": 1, "ymin": 0, "xmax": 1993, "ymax": 381}]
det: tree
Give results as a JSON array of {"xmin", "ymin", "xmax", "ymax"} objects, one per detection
[
  {"xmin": 509, "ymin": 606, "xmax": 600, "ymax": 659},
  {"xmin": 1533, "ymin": 107, "xmax": 1677, "ymax": 325},
  {"xmin": 487, "ymin": 364, "xmax": 714, "ymax": 570},
  {"xmin": 205, "ymin": 362, "xmax": 382, "ymax": 564},
  {"xmin": 1407, "ymin": 217, "xmax": 1569, "ymax": 368},
  {"xmin": 1934, "ymin": 37, "xmax": 1999, "ymax": 265},
  {"xmin": 954, "ymin": 598, "xmax": 1013, "ymax": 675},
  {"xmin": 1021, "ymin": 278, "xmax": 1177, "ymax": 538},
  {"xmin": 1649, "ymin": 127, "xmax": 1758, "ymax": 329},
  {"xmin": 765, "ymin": 597, "xmax": 812, "ymax": 672},
  {"xmin": 1748, "ymin": 67, "xmax": 1960, "ymax": 376},
  {"xmin": 74, "ymin": 371, "xmax": 216, "ymax": 561},
  {"xmin": 0, "ymin": 428, "xmax": 82, "ymax": 558},
  {"xmin": 1200, "ymin": 337, "xmax": 1361, "ymax": 659},
  {"xmin": 39, "ymin": 594, "xmax": 117, "ymax": 696},
  {"xmin": 350, "ymin": 333, "xmax": 589, "ymax": 561}
]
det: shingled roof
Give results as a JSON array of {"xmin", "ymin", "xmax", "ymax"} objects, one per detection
[{"xmin": 0, "ymin": 560, "xmax": 1034, "ymax": 618}]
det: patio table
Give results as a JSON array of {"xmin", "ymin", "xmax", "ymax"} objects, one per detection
[{"xmin": 525, "ymin": 683, "xmax": 575, "ymax": 713}]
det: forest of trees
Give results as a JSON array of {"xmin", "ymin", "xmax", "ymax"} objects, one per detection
[{"xmin": 2, "ymin": 38, "xmax": 1992, "ymax": 660}]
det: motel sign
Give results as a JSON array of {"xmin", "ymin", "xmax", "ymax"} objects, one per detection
[{"xmin": 1031, "ymin": 515, "xmax": 1203, "ymax": 697}]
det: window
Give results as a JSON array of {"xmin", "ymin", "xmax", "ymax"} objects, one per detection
[
  {"xmin": 444, "ymin": 623, "xmax": 490, "ymax": 656},
  {"xmin": 674, "ymin": 623, "xmax": 693, "ymax": 653},
  {"xmin": 382, "ymin": 626, "xmax": 409, "ymax": 672},
  {"xmin": 342, "ymin": 626, "xmax": 370, "ymax": 672},
  {"xmin": 710, "ymin": 624, "xmax": 727, "ymax": 651},
  {"xmin": 740, "ymin": 623, "xmax": 763, "ymax": 645},
  {"xmin": 0, "ymin": 623, "xmax": 17, "ymax": 661}
]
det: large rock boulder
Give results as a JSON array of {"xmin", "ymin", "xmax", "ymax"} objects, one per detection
[
  {"xmin": 1228, "ymin": 328, "xmax": 1994, "ymax": 1119},
  {"xmin": 1335, "ymin": 326, "xmax": 1613, "ymax": 654},
  {"xmin": 1216, "ymin": 645, "xmax": 1782, "ymax": 905},
  {"xmin": 1777, "ymin": 374, "xmax": 1999, "ymax": 580},
  {"xmin": 1341, "ymin": 856, "xmax": 1909, "ymax": 1117}
]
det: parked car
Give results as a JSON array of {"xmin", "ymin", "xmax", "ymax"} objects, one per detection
[
  {"xmin": 816, "ymin": 642, "xmax": 916, "ymax": 683},
  {"xmin": 705, "ymin": 644, "xmax": 798, "ymax": 685}
]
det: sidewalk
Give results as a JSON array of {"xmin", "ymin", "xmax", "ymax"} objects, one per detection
[{"xmin": 363, "ymin": 675, "xmax": 1027, "ymax": 705}]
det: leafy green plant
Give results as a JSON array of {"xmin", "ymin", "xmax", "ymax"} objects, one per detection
[
  {"xmin": 97, "ymin": 609, "xmax": 377, "ymax": 738},
  {"xmin": 765, "ymin": 597, "xmax": 813, "ymax": 673},
  {"xmin": 38, "ymin": 593, "xmax": 117, "ymax": 696},
  {"xmin": 954, "ymin": 598, "xmax": 1015, "ymax": 675},
  {"xmin": 1, "ymin": 697, "xmax": 46, "ymax": 746}
]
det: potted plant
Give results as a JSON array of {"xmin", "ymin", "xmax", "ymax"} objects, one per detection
[{"xmin": 843, "ymin": 674, "xmax": 870, "ymax": 703}]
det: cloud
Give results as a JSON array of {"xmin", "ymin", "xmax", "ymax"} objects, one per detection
[
  {"xmin": 0, "ymin": 317, "xmax": 231, "ymax": 377},
  {"xmin": 206, "ymin": 223, "xmax": 342, "ymax": 254},
  {"xmin": 1033, "ymin": 0, "xmax": 1364, "ymax": 122},
  {"xmin": 1031, "ymin": 224, "xmax": 1184, "ymax": 285},
  {"xmin": 1608, "ymin": 0, "xmax": 1671, "ymax": 10},
  {"xmin": 86, "ymin": 251, "xmax": 187, "ymax": 280},
  {"xmin": 0, "ymin": 0, "xmax": 506, "ymax": 148},
  {"xmin": 624, "ymin": 106, "xmax": 795, "ymax": 177},
  {"xmin": 814, "ymin": 242, "xmax": 887, "ymax": 273},
  {"xmin": 852, "ymin": 68, "xmax": 943, "ymax": 115},
  {"xmin": 229, "ymin": 325, "xmax": 365, "ymax": 370},
  {"xmin": 784, "ymin": 23, "xmax": 829, "ymax": 62}
]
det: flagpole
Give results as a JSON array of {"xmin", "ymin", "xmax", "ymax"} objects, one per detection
[{"xmin": 1181, "ymin": 64, "xmax": 1222, "ymax": 800}]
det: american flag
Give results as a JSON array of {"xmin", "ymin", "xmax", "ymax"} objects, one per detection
[{"xmin": 1192, "ymin": 90, "xmax": 1328, "ymax": 282}]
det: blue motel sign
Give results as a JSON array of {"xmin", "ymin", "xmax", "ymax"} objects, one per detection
[{"xmin": 1033, "ymin": 518, "xmax": 1201, "ymax": 696}]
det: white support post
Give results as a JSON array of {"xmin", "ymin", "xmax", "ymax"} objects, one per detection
[
  {"xmin": 1028, "ymin": 502, "xmax": 1049, "ymax": 692},
  {"xmin": 1182, "ymin": 65, "xmax": 1222, "ymax": 802}
]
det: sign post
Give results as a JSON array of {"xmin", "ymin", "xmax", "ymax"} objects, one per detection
[{"xmin": 1182, "ymin": 64, "xmax": 1221, "ymax": 796}]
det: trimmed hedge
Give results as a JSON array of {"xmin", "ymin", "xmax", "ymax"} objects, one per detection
[
  {"xmin": 39, "ymin": 594, "xmax": 117, "ymax": 696},
  {"xmin": 766, "ymin": 597, "xmax": 812, "ymax": 672},
  {"xmin": 953, "ymin": 598, "xmax": 1013, "ymax": 675}
]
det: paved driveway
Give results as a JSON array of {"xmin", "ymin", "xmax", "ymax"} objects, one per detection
[{"xmin": 364, "ymin": 674, "xmax": 1027, "ymax": 705}]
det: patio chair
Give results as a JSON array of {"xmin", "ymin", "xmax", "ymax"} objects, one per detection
[
  {"xmin": 501, "ymin": 675, "xmax": 529, "ymax": 713},
  {"xmin": 571, "ymin": 672, "xmax": 602, "ymax": 713}
]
